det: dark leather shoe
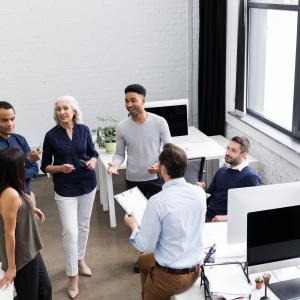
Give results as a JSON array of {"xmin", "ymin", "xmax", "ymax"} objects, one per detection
[{"xmin": 133, "ymin": 262, "xmax": 140, "ymax": 273}]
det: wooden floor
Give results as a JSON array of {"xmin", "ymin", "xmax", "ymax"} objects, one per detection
[{"xmin": 32, "ymin": 172, "xmax": 141, "ymax": 300}]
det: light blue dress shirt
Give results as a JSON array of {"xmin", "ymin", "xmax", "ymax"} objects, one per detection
[{"xmin": 129, "ymin": 178, "xmax": 207, "ymax": 268}]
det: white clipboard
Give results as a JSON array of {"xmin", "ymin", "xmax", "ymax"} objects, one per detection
[{"xmin": 114, "ymin": 187, "xmax": 147, "ymax": 225}]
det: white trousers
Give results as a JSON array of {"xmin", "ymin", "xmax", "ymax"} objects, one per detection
[{"xmin": 55, "ymin": 188, "xmax": 96, "ymax": 276}]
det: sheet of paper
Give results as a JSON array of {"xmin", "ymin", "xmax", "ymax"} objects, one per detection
[
  {"xmin": 205, "ymin": 263, "xmax": 251, "ymax": 296},
  {"xmin": 114, "ymin": 187, "xmax": 147, "ymax": 225}
]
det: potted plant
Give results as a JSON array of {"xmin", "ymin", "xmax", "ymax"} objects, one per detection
[
  {"xmin": 94, "ymin": 116, "xmax": 118, "ymax": 153},
  {"xmin": 255, "ymin": 275, "xmax": 263, "ymax": 289}
]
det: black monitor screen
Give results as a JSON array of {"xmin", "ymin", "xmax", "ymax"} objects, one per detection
[
  {"xmin": 145, "ymin": 105, "xmax": 188, "ymax": 137},
  {"xmin": 247, "ymin": 205, "xmax": 300, "ymax": 266}
]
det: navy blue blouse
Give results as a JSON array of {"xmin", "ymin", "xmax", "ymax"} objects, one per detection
[{"xmin": 41, "ymin": 124, "xmax": 98, "ymax": 197}]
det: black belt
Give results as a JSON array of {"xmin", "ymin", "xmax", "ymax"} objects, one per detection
[{"xmin": 155, "ymin": 261, "xmax": 199, "ymax": 275}]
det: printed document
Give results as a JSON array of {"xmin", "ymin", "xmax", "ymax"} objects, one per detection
[{"xmin": 114, "ymin": 187, "xmax": 147, "ymax": 225}]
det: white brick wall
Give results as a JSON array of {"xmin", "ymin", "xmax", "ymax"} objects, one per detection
[{"xmin": 0, "ymin": 0, "xmax": 195, "ymax": 146}]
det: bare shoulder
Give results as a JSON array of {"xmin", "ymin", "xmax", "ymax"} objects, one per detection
[
  {"xmin": 0, "ymin": 188, "xmax": 22, "ymax": 208},
  {"xmin": 1, "ymin": 187, "xmax": 19, "ymax": 198}
]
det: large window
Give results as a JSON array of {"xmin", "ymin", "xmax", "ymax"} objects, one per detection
[{"xmin": 247, "ymin": 0, "xmax": 300, "ymax": 139}]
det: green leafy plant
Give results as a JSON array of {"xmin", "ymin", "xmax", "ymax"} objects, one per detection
[
  {"xmin": 255, "ymin": 276, "xmax": 263, "ymax": 283},
  {"xmin": 93, "ymin": 116, "xmax": 118, "ymax": 148}
]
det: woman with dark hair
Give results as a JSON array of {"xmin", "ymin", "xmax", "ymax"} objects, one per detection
[{"xmin": 0, "ymin": 148, "xmax": 52, "ymax": 300}]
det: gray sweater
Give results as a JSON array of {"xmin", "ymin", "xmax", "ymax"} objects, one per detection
[{"xmin": 112, "ymin": 113, "xmax": 171, "ymax": 181}]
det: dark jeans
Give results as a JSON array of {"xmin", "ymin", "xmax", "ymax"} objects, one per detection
[
  {"xmin": 14, "ymin": 252, "xmax": 52, "ymax": 300},
  {"xmin": 126, "ymin": 179, "xmax": 163, "ymax": 199}
]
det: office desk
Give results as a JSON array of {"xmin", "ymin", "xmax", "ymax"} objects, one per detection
[
  {"xmin": 97, "ymin": 126, "xmax": 225, "ymax": 228},
  {"xmin": 172, "ymin": 223, "xmax": 300, "ymax": 300},
  {"xmin": 0, "ymin": 263, "xmax": 13, "ymax": 300},
  {"xmin": 172, "ymin": 268, "xmax": 300, "ymax": 300}
]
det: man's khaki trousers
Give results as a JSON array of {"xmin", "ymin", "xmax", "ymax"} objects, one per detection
[{"xmin": 138, "ymin": 253, "xmax": 199, "ymax": 300}]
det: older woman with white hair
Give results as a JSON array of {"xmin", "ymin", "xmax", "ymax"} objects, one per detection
[{"xmin": 41, "ymin": 96, "xmax": 98, "ymax": 299}]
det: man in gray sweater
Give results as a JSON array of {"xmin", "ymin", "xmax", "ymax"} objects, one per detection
[{"xmin": 108, "ymin": 84, "xmax": 171, "ymax": 199}]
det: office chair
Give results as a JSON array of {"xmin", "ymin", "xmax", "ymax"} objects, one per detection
[{"xmin": 184, "ymin": 157, "xmax": 206, "ymax": 184}]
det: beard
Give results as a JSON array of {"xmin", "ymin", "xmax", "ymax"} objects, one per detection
[
  {"xmin": 225, "ymin": 155, "xmax": 239, "ymax": 166},
  {"xmin": 127, "ymin": 107, "xmax": 143, "ymax": 117},
  {"xmin": 0, "ymin": 127, "xmax": 14, "ymax": 137},
  {"xmin": 127, "ymin": 111, "xmax": 136, "ymax": 117}
]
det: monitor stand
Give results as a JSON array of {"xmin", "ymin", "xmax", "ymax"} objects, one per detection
[{"xmin": 269, "ymin": 277, "xmax": 300, "ymax": 299}]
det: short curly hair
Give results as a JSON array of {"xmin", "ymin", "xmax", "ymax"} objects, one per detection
[
  {"xmin": 124, "ymin": 84, "xmax": 146, "ymax": 97},
  {"xmin": 53, "ymin": 95, "xmax": 83, "ymax": 124}
]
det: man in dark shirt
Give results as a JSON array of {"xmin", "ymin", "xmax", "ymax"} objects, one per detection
[
  {"xmin": 0, "ymin": 101, "xmax": 39, "ymax": 194},
  {"xmin": 197, "ymin": 136, "xmax": 261, "ymax": 222}
]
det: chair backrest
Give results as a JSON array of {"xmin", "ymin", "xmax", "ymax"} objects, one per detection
[{"xmin": 184, "ymin": 157, "xmax": 206, "ymax": 184}]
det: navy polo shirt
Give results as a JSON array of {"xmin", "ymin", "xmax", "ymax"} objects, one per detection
[
  {"xmin": 0, "ymin": 133, "xmax": 39, "ymax": 194},
  {"xmin": 41, "ymin": 124, "xmax": 98, "ymax": 197}
]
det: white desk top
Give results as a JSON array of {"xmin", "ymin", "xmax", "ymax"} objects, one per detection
[
  {"xmin": 97, "ymin": 126, "xmax": 225, "ymax": 167},
  {"xmin": 204, "ymin": 222, "xmax": 246, "ymax": 260}
]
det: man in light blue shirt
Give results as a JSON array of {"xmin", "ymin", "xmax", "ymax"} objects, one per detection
[{"xmin": 125, "ymin": 143, "xmax": 207, "ymax": 300}]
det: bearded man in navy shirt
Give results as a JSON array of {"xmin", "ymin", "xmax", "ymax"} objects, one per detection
[{"xmin": 197, "ymin": 136, "xmax": 261, "ymax": 222}]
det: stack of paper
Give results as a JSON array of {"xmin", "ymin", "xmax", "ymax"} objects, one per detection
[{"xmin": 204, "ymin": 263, "xmax": 251, "ymax": 300}]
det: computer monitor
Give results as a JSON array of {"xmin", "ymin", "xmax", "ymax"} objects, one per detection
[
  {"xmin": 247, "ymin": 205, "xmax": 300, "ymax": 273},
  {"xmin": 144, "ymin": 99, "xmax": 188, "ymax": 137},
  {"xmin": 227, "ymin": 182, "xmax": 300, "ymax": 244}
]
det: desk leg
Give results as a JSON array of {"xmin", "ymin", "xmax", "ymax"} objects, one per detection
[
  {"xmin": 98, "ymin": 160, "xmax": 108, "ymax": 211},
  {"xmin": 95, "ymin": 159, "xmax": 100, "ymax": 192},
  {"xmin": 105, "ymin": 171, "xmax": 117, "ymax": 228}
]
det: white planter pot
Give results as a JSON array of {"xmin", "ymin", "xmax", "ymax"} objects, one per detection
[{"xmin": 105, "ymin": 142, "xmax": 116, "ymax": 154}]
